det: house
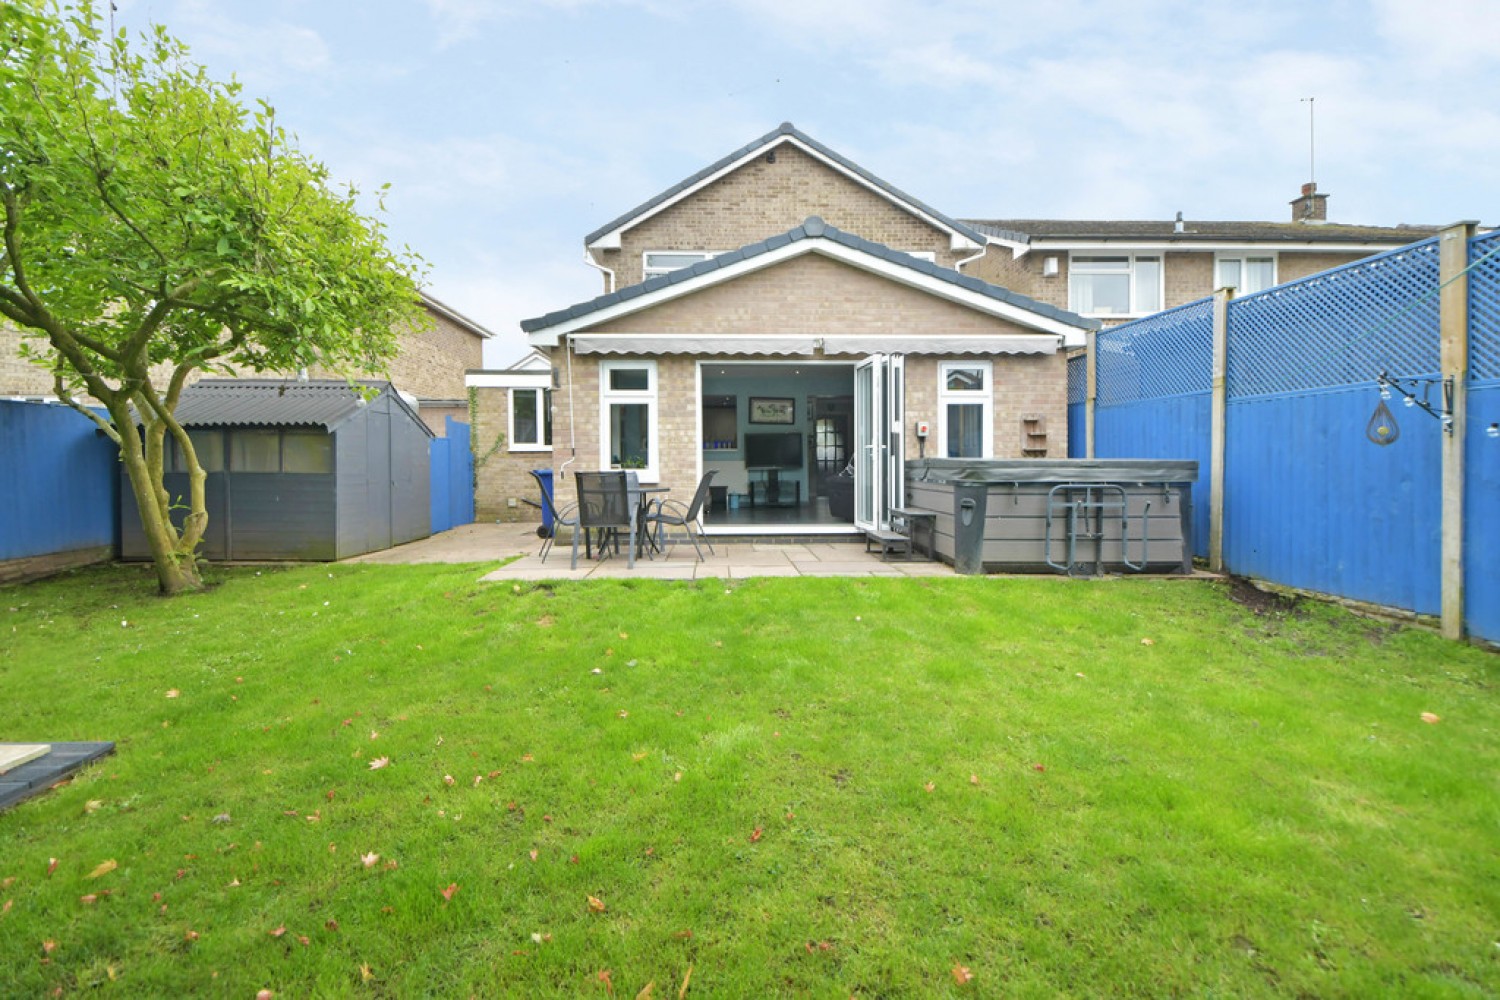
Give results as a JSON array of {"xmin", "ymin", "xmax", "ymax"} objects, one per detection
[
  {"xmin": 119, "ymin": 379, "xmax": 432, "ymax": 561},
  {"xmin": 0, "ymin": 291, "xmax": 490, "ymax": 437},
  {"xmin": 469, "ymin": 123, "xmax": 1094, "ymax": 536},
  {"xmin": 959, "ymin": 188, "xmax": 1439, "ymax": 326},
  {"xmin": 467, "ymin": 123, "xmax": 1438, "ymax": 538}
]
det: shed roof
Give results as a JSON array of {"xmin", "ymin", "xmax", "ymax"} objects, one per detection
[{"xmin": 169, "ymin": 379, "xmax": 427, "ymax": 433}]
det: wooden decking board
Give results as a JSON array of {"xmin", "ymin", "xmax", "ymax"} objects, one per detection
[{"xmin": 0, "ymin": 742, "xmax": 115, "ymax": 811}]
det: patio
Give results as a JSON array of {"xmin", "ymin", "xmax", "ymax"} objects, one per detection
[{"xmin": 345, "ymin": 521, "xmax": 953, "ymax": 579}]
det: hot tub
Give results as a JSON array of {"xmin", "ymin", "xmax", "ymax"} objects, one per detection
[{"xmin": 905, "ymin": 459, "xmax": 1198, "ymax": 575}]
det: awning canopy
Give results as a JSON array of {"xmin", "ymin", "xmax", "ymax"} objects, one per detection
[{"xmin": 568, "ymin": 333, "xmax": 1060, "ymax": 357}]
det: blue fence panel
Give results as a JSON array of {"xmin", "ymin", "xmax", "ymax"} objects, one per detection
[
  {"xmin": 0, "ymin": 401, "xmax": 118, "ymax": 561},
  {"xmin": 1466, "ymin": 382, "xmax": 1500, "ymax": 641},
  {"xmin": 1066, "ymin": 403, "xmax": 1085, "ymax": 458},
  {"xmin": 1223, "ymin": 386, "xmax": 1442, "ymax": 614},
  {"xmin": 429, "ymin": 417, "xmax": 474, "ymax": 534},
  {"xmin": 1094, "ymin": 393, "xmax": 1213, "ymax": 558}
]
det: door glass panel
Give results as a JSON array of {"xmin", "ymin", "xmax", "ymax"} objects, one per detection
[{"xmin": 946, "ymin": 403, "xmax": 984, "ymax": 458}]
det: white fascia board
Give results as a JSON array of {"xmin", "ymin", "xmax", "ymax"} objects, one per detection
[
  {"xmin": 587, "ymin": 136, "xmax": 982, "ymax": 252},
  {"xmin": 1033, "ymin": 239, "xmax": 1412, "ymax": 254},
  {"xmin": 465, "ymin": 371, "xmax": 550, "ymax": 389},
  {"xmin": 528, "ymin": 239, "xmax": 1089, "ymax": 344}
]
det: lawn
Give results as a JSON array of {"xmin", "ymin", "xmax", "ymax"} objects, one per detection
[{"xmin": 0, "ymin": 563, "xmax": 1496, "ymax": 998}]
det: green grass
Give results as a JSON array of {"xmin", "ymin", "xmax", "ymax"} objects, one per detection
[{"xmin": 0, "ymin": 563, "xmax": 1496, "ymax": 998}]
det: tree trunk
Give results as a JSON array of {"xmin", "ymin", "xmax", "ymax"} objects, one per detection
[{"xmin": 109, "ymin": 399, "xmax": 205, "ymax": 595}]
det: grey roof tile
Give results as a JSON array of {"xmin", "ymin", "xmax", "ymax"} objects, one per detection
[
  {"xmin": 586, "ymin": 122, "xmax": 987, "ymax": 248},
  {"xmin": 961, "ymin": 218, "xmax": 1441, "ymax": 243},
  {"xmin": 523, "ymin": 217, "xmax": 1096, "ymax": 334}
]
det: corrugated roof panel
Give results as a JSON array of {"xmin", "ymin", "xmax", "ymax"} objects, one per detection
[{"xmin": 169, "ymin": 380, "xmax": 385, "ymax": 429}]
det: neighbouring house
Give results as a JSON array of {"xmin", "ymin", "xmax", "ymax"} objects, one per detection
[
  {"xmin": 960, "ymin": 189, "xmax": 1439, "ymax": 326},
  {"xmin": 119, "ymin": 379, "xmax": 432, "ymax": 562},
  {"xmin": 0, "ymin": 291, "xmax": 491, "ymax": 438},
  {"xmin": 466, "ymin": 122, "xmax": 1438, "ymax": 538}
]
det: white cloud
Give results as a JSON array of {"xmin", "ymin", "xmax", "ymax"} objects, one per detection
[{"xmin": 1371, "ymin": 0, "xmax": 1500, "ymax": 73}]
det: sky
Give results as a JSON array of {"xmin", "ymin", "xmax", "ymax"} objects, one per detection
[{"xmin": 110, "ymin": 0, "xmax": 1500, "ymax": 366}]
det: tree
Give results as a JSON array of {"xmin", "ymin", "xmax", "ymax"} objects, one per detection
[{"xmin": 0, "ymin": 1, "xmax": 425, "ymax": 593}]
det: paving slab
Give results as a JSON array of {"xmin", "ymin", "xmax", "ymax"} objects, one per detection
[
  {"xmin": 0, "ymin": 742, "xmax": 115, "ymax": 812},
  {"xmin": 0, "ymin": 744, "xmax": 49, "ymax": 774},
  {"xmin": 728, "ymin": 564, "xmax": 803, "ymax": 578}
]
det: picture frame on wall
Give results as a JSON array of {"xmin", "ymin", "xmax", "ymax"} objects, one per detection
[{"xmin": 747, "ymin": 397, "xmax": 796, "ymax": 425}]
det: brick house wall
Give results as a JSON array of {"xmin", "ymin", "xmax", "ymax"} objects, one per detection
[
  {"xmin": 528, "ymin": 253, "xmax": 1068, "ymax": 516},
  {"xmin": 470, "ymin": 385, "xmax": 553, "ymax": 523},
  {"xmin": 592, "ymin": 144, "xmax": 964, "ymax": 291}
]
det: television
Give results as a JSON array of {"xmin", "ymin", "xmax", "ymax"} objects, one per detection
[{"xmin": 745, "ymin": 431, "xmax": 802, "ymax": 470}]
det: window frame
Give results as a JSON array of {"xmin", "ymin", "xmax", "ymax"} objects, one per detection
[
  {"xmin": 642, "ymin": 251, "xmax": 722, "ymax": 281},
  {"xmin": 1214, "ymin": 253, "xmax": 1278, "ymax": 296},
  {"xmin": 598, "ymin": 359, "xmax": 659, "ymax": 482},
  {"xmin": 937, "ymin": 360, "xmax": 994, "ymax": 459},
  {"xmin": 508, "ymin": 386, "xmax": 553, "ymax": 452},
  {"xmin": 1067, "ymin": 253, "xmax": 1164, "ymax": 318}
]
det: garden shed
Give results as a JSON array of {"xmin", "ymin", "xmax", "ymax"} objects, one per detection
[{"xmin": 121, "ymin": 379, "xmax": 432, "ymax": 562}]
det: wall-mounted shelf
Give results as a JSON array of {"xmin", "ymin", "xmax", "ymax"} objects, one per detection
[{"xmin": 1021, "ymin": 414, "xmax": 1048, "ymax": 458}]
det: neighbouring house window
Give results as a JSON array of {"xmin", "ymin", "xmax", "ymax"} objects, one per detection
[
  {"xmin": 599, "ymin": 360, "xmax": 658, "ymax": 481},
  {"xmin": 509, "ymin": 387, "xmax": 552, "ymax": 450},
  {"xmin": 231, "ymin": 429, "xmax": 282, "ymax": 472},
  {"xmin": 1215, "ymin": 255, "xmax": 1277, "ymax": 296},
  {"xmin": 938, "ymin": 361, "xmax": 993, "ymax": 459},
  {"xmin": 1068, "ymin": 255, "xmax": 1162, "ymax": 316},
  {"xmin": 281, "ymin": 431, "xmax": 333, "ymax": 473},
  {"xmin": 643, "ymin": 251, "xmax": 719, "ymax": 280}
]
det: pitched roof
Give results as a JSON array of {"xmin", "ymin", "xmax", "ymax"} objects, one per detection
[
  {"xmin": 526, "ymin": 216, "xmax": 1095, "ymax": 340},
  {"xmin": 585, "ymin": 123, "xmax": 987, "ymax": 251},
  {"xmin": 169, "ymin": 379, "xmax": 424, "ymax": 432},
  {"xmin": 419, "ymin": 292, "xmax": 495, "ymax": 338},
  {"xmin": 963, "ymin": 218, "xmax": 1441, "ymax": 246}
]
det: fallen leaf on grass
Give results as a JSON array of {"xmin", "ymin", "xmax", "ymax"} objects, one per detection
[
  {"xmin": 359, "ymin": 964, "xmax": 374, "ymax": 983},
  {"xmin": 443, "ymin": 775, "xmax": 455, "ymax": 787},
  {"xmin": 1140, "ymin": 637, "xmax": 1155, "ymax": 646},
  {"xmin": 165, "ymin": 689, "xmax": 179, "ymax": 699},
  {"xmin": 597, "ymin": 969, "xmax": 615, "ymax": 995},
  {"xmin": 1, "ymin": 899, "xmax": 10, "ymax": 916},
  {"xmin": 679, "ymin": 963, "xmax": 693, "ymax": 998},
  {"xmin": 368, "ymin": 757, "xmax": 389, "ymax": 770},
  {"xmin": 0, "ymin": 877, "xmax": 12, "ymax": 889},
  {"xmin": 1421, "ymin": 712, "xmax": 1441, "ymax": 724},
  {"xmin": 84, "ymin": 799, "xmax": 104, "ymax": 814},
  {"xmin": 924, "ymin": 782, "xmax": 935, "ymax": 793},
  {"xmin": 298, "ymin": 935, "xmax": 310, "ymax": 946},
  {"xmin": 635, "ymin": 982, "xmax": 655, "ymax": 999},
  {"xmin": 631, "ymin": 752, "xmax": 649, "ymax": 762},
  {"xmin": 529, "ymin": 850, "xmax": 539, "ymax": 862},
  {"xmin": 268, "ymin": 925, "xmax": 286, "ymax": 938},
  {"xmin": 952, "ymin": 963, "xmax": 974, "ymax": 984},
  {"xmin": 969, "ymin": 774, "xmax": 981, "ymax": 786},
  {"xmin": 1032, "ymin": 764, "xmax": 1046, "ymax": 772},
  {"xmin": 672, "ymin": 929, "xmax": 693, "ymax": 940},
  {"xmin": 184, "ymin": 929, "xmax": 199, "ymax": 942},
  {"xmin": 441, "ymin": 883, "xmax": 459, "ymax": 903},
  {"xmin": 79, "ymin": 894, "xmax": 97, "ymax": 905},
  {"xmin": 46, "ymin": 858, "xmax": 58, "ymax": 877},
  {"xmin": 361, "ymin": 853, "xmax": 380, "ymax": 869},
  {"xmin": 325, "ymin": 919, "xmax": 338, "ymax": 931},
  {"xmin": 749, "ymin": 827, "xmax": 762, "ymax": 843},
  {"xmin": 42, "ymin": 940, "xmax": 56, "ymax": 954},
  {"xmin": 256, "ymin": 991, "xmax": 273, "ymax": 1000},
  {"xmin": 587, "ymin": 895, "xmax": 606, "ymax": 913}
]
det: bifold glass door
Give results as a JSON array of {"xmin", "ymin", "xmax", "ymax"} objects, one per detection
[{"xmin": 853, "ymin": 354, "xmax": 904, "ymax": 531}]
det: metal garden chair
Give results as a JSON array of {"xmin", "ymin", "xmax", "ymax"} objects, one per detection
[
  {"xmin": 528, "ymin": 469, "xmax": 579, "ymax": 565},
  {"xmin": 646, "ymin": 469, "xmax": 717, "ymax": 561},
  {"xmin": 573, "ymin": 471, "xmax": 639, "ymax": 569}
]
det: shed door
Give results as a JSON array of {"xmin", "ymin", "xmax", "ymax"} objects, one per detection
[
  {"xmin": 366, "ymin": 407, "xmax": 393, "ymax": 551},
  {"xmin": 854, "ymin": 354, "xmax": 904, "ymax": 531}
]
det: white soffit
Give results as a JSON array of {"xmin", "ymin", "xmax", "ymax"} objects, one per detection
[{"xmin": 570, "ymin": 334, "xmax": 1059, "ymax": 356}]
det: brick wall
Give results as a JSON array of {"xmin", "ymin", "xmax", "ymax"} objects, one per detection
[
  {"xmin": 471, "ymin": 386, "xmax": 553, "ymax": 523},
  {"xmin": 592, "ymin": 144, "xmax": 962, "ymax": 290},
  {"xmin": 590, "ymin": 254, "xmax": 1040, "ymax": 337},
  {"xmin": 904, "ymin": 354, "xmax": 1067, "ymax": 460}
]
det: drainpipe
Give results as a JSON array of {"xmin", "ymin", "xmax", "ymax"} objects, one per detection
[
  {"xmin": 954, "ymin": 242, "xmax": 988, "ymax": 273},
  {"xmin": 556, "ymin": 334, "xmax": 579, "ymax": 482},
  {"xmin": 582, "ymin": 248, "xmax": 615, "ymax": 294}
]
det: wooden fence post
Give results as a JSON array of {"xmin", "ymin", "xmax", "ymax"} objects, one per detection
[
  {"xmin": 1439, "ymin": 222, "xmax": 1477, "ymax": 641},
  {"xmin": 1085, "ymin": 328, "xmax": 1097, "ymax": 459},
  {"xmin": 1209, "ymin": 288, "xmax": 1232, "ymax": 573}
]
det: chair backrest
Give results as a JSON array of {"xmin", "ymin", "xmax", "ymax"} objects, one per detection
[
  {"xmin": 575, "ymin": 471, "xmax": 632, "ymax": 529},
  {"xmin": 682, "ymin": 469, "xmax": 718, "ymax": 520}
]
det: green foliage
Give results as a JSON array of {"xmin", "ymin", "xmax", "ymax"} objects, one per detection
[
  {"xmin": 0, "ymin": 1, "xmax": 425, "ymax": 592},
  {"xmin": 0, "ymin": 567, "xmax": 1496, "ymax": 996}
]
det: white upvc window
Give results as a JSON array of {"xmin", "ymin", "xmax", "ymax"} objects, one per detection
[
  {"xmin": 1215, "ymin": 254, "xmax": 1277, "ymax": 296},
  {"xmin": 938, "ymin": 360, "xmax": 993, "ymax": 459},
  {"xmin": 509, "ymin": 387, "xmax": 552, "ymax": 451},
  {"xmin": 1068, "ymin": 254, "xmax": 1163, "ymax": 317},
  {"xmin": 599, "ymin": 360, "xmax": 659, "ymax": 482},
  {"xmin": 642, "ymin": 251, "xmax": 719, "ymax": 281}
]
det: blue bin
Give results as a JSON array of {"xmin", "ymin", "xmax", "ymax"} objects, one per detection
[{"xmin": 534, "ymin": 469, "xmax": 555, "ymax": 534}]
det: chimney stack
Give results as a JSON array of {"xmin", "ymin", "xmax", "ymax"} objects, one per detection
[{"xmin": 1290, "ymin": 182, "xmax": 1328, "ymax": 223}]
